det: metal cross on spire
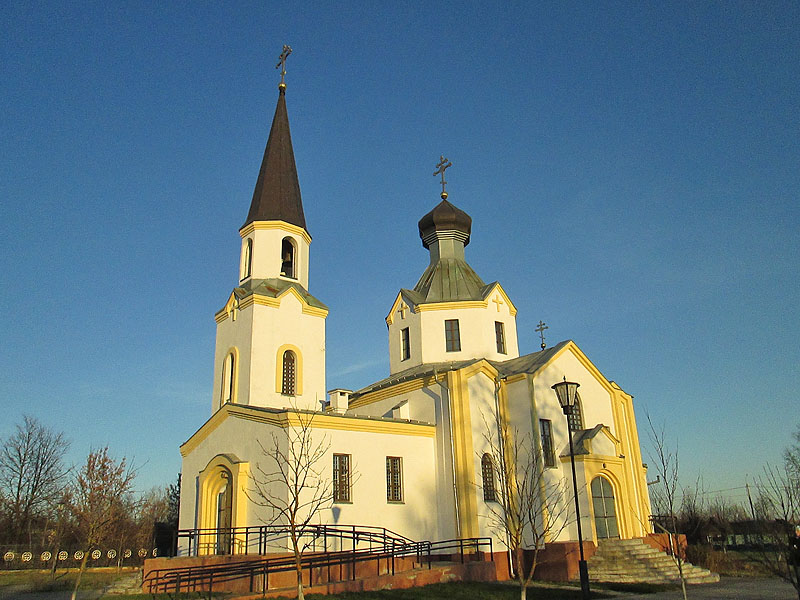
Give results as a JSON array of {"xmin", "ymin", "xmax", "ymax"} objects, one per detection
[
  {"xmin": 535, "ymin": 320, "xmax": 549, "ymax": 350},
  {"xmin": 276, "ymin": 45, "xmax": 292, "ymax": 90},
  {"xmin": 433, "ymin": 155, "xmax": 453, "ymax": 200}
]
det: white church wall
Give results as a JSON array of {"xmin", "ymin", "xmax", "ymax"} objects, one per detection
[
  {"xmin": 348, "ymin": 385, "xmax": 440, "ymax": 425},
  {"xmin": 417, "ymin": 305, "xmax": 515, "ymax": 365},
  {"xmin": 248, "ymin": 296, "xmax": 326, "ymax": 411},
  {"xmin": 213, "ymin": 307, "xmax": 255, "ymax": 409},
  {"xmin": 180, "ymin": 411, "xmax": 441, "ymax": 548},
  {"xmin": 323, "ymin": 425, "xmax": 439, "ymax": 541},
  {"xmin": 466, "ymin": 372, "xmax": 508, "ymax": 546},
  {"xmin": 536, "ymin": 350, "xmax": 616, "ymax": 438},
  {"xmin": 387, "ymin": 300, "xmax": 423, "ymax": 374}
]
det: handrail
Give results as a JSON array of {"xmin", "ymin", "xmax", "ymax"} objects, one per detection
[
  {"xmin": 144, "ymin": 533, "xmax": 493, "ymax": 594},
  {"xmin": 173, "ymin": 524, "xmax": 416, "ymax": 557}
]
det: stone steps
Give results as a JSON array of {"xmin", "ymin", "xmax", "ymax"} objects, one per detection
[
  {"xmin": 102, "ymin": 572, "xmax": 143, "ymax": 595},
  {"xmin": 586, "ymin": 538, "xmax": 719, "ymax": 585}
]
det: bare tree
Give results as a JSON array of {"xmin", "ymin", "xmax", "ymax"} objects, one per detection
[
  {"xmin": 0, "ymin": 415, "xmax": 70, "ymax": 544},
  {"xmin": 707, "ymin": 496, "xmax": 747, "ymax": 552},
  {"xmin": 753, "ymin": 462, "xmax": 800, "ymax": 598},
  {"xmin": 646, "ymin": 415, "xmax": 688, "ymax": 600},
  {"xmin": 246, "ymin": 409, "xmax": 333, "ymax": 600},
  {"xmin": 69, "ymin": 447, "xmax": 137, "ymax": 600},
  {"xmin": 479, "ymin": 412, "xmax": 570, "ymax": 600},
  {"xmin": 679, "ymin": 476, "xmax": 707, "ymax": 545},
  {"xmin": 786, "ymin": 425, "xmax": 800, "ymax": 480}
]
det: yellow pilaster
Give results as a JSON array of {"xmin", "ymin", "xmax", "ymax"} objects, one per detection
[{"xmin": 447, "ymin": 370, "xmax": 479, "ymax": 539}]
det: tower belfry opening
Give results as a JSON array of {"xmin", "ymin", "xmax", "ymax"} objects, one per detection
[{"xmin": 281, "ymin": 237, "xmax": 295, "ymax": 278}]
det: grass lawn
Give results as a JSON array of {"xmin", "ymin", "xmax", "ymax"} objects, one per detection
[
  {"xmin": 0, "ymin": 567, "xmax": 136, "ymax": 593},
  {"xmin": 1, "ymin": 570, "xmax": 680, "ymax": 599},
  {"xmin": 85, "ymin": 581, "xmax": 679, "ymax": 599}
]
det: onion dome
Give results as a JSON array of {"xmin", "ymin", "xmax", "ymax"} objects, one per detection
[{"xmin": 418, "ymin": 199, "xmax": 472, "ymax": 249}]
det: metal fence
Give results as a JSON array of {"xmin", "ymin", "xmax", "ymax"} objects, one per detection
[{"xmin": 1, "ymin": 545, "xmax": 157, "ymax": 570}]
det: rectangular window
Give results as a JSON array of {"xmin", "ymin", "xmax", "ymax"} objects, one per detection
[
  {"xmin": 333, "ymin": 454, "xmax": 351, "ymax": 502},
  {"xmin": 386, "ymin": 456, "xmax": 403, "ymax": 502},
  {"xmin": 495, "ymin": 321, "xmax": 506, "ymax": 354},
  {"xmin": 444, "ymin": 319, "xmax": 461, "ymax": 352},
  {"xmin": 540, "ymin": 419, "xmax": 555, "ymax": 468},
  {"xmin": 400, "ymin": 327, "xmax": 410, "ymax": 361}
]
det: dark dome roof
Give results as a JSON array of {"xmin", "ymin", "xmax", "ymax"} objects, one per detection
[{"xmin": 418, "ymin": 200, "xmax": 472, "ymax": 248}]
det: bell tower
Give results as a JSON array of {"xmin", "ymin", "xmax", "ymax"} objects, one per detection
[{"xmin": 211, "ymin": 51, "xmax": 327, "ymax": 413}]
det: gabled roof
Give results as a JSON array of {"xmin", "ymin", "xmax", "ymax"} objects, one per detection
[
  {"xmin": 488, "ymin": 341, "xmax": 570, "ymax": 377},
  {"xmin": 562, "ymin": 424, "xmax": 620, "ymax": 456},
  {"xmin": 233, "ymin": 278, "xmax": 327, "ymax": 310},
  {"xmin": 243, "ymin": 88, "xmax": 307, "ymax": 231},
  {"xmin": 350, "ymin": 341, "xmax": 573, "ymax": 400}
]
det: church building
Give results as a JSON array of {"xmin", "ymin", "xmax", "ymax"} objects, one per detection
[{"xmin": 178, "ymin": 73, "xmax": 652, "ymax": 559}]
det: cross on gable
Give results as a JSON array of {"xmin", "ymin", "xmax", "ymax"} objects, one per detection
[
  {"xmin": 535, "ymin": 320, "xmax": 549, "ymax": 350},
  {"xmin": 398, "ymin": 301, "xmax": 409, "ymax": 319},
  {"xmin": 492, "ymin": 296, "xmax": 504, "ymax": 312}
]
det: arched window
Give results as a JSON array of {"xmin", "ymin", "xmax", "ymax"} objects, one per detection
[
  {"xmin": 281, "ymin": 350, "xmax": 296, "ymax": 395},
  {"xmin": 241, "ymin": 238, "xmax": 253, "ymax": 280},
  {"xmin": 281, "ymin": 237, "xmax": 295, "ymax": 279},
  {"xmin": 220, "ymin": 352, "xmax": 235, "ymax": 407},
  {"xmin": 481, "ymin": 453, "xmax": 496, "ymax": 502},
  {"xmin": 568, "ymin": 393, "xmax": 584, "ymax": 431}
]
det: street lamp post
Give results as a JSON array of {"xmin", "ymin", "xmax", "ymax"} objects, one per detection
[{"xmin": 552, "ymin": 377, "xmax": 591, "ymax": 600}]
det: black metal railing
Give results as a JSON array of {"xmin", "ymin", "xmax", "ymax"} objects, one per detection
[
  {"xmin": 145, "ymin": 527, "xmax": 493, "ymax": 595},
  {"xmin": 173, "ymin": 524, "xmax": 415, "ymax": 557}
]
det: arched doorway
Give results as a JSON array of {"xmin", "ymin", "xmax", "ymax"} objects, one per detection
[
  {"xmin": 591, "ymin": 476, "xmax": 619, "ymax": 539},
  {"xmin": 215, "ymin": 468, "xmax": 233, "ymax": 554},
  {"xmin": 198, "ymin": 455, "xmax": 247, "ymax": 555}
]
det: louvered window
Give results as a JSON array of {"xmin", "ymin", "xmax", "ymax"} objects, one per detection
[
  {"xmin": 281, "ymin": 351, "xmax": 296, "ymax": 395},
  {"xmin": 333, "ymin": 454, "xmax": 351, "ymax": 502},
  {"xmin": 386, "ymin": 457, "xmax": 403, "ymax": 502},
  {"xmin": 481, "ymin": 453, "xmax": 496, "ymax": 502}
]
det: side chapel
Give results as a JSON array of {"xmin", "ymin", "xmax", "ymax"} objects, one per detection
[{"xmin": 178, "ymin": 71, "xmax": 652, "ymax": 556}]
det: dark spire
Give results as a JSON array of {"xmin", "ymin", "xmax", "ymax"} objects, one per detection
[{"xmin": 243, "ymin": 87, "xmax": 307, "ymax": 232}]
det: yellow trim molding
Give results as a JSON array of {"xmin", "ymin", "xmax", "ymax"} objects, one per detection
[
  {"xmin": 197, "ymin": 454, "xmax": 249, "ymax": 554},
  {"xmin": 180, "ymin": 404, "xmax": 436, "ymax": 457},
  {"xmin": 348, "ymin": 372, "xmax": 445, "ymax": 409},
  {"xmin": 416, "ymin": 300, "xmax": 486, "ymax": 312},
  {"xmin": 239, "ymin": 220, "xmax": 312, "ymax": 245},
  {"xmin": 448, "ymin": 369, "xmax": 479, "ymax": 539},
  {"xmin": 216, "ymin": 287, "xmax": 329, "ymax": 323}
]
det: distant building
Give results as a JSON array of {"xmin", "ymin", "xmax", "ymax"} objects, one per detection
[{"xmin": 178, "ymin": 81, "xmax": 652, "ymax": 555}]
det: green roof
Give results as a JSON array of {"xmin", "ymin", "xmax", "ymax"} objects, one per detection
[
  {"xmin": 233, "ymin": 278, "xmax": 328, "ymax": 310},
  {"xmin": 350, "ymin": 341, "xmax": 572, "ymax": 400}
]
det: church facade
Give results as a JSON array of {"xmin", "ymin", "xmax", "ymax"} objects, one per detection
[{"xmin": 178, "ymin": 81, "xmax": 652, "ymax": 555}]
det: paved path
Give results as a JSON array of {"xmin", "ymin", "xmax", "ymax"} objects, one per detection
[
  {"xmin": 620, "ymin": 576, "xmax": 797, "ymax": 600},
  {"xmin": 0, "ymin": 590, "xmax": 102, "ymax": 600}
]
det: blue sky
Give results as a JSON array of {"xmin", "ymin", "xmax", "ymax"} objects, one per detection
[{"xmin": 1, "ymin": 2, "xmax": 798, "ymax": 508}]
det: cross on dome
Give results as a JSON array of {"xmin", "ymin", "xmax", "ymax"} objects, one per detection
[{"xmin": 433, "ymin": 156, "xmax": 453, "ymax": 200}]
